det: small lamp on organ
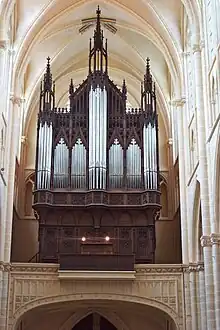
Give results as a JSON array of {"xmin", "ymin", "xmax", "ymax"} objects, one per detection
[
  {"xmin": 105, "ymin": 236, "xmax": 110, "ymax": 242},
  {"xmin": 81, "ymin": 236, "xmax": 86, "ymax": 242}
]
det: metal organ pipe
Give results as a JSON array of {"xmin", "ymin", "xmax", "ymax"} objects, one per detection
[
  {"xmin": 89, "ymin": 86, "xmax": 107, "ymax": 189},
  {"xmin": 143, "ymin": 123, "xmax": 157, "ymax": 189},
  {"xmin": 109, "ymin": 139, "xmax": 123, "ymax": 188},
  {"xmin": 54, "ymin": 138, "xmax": 68, "ymax": 188},
  {"xmin": 126, "ymin": 139, "xmax": 141, "ymax": 189},
  {"xmin": 71, "ymin": 139, "xmax": 86, "ymax": 189},
  {"xmin": 37, "ymin": 122, "xmax": 52, "ymax": 189}
]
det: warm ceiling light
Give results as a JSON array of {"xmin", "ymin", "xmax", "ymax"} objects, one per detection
[
  {"xmin": 105, "ymin": 236, "xmax": 110, "ymax": 242},
  {"xmin": 81, "ymin": 236, "xmax": 86, "ymax": 242}
]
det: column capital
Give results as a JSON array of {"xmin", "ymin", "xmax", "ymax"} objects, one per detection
[
  {"xmin": 192, "ymin": 43, "xmax": 202, "ymax": 54},
  {"xmin": 0, "ymin": 261, "xmax": 11, "ymax": 272},
  {"xmin": 8, "ymin": 47, "xmax": 15, "ymax": 57},
  {"xmin": 0, "ymin": 40, "xmax": 8, "ymax": 50},
  {"xmin": 200, "ymin": 235, "xmax": 212, "ymax": 247},
  {"xmin": 167, "ymin": 138, "xmax": 173, "ymax": 146},
  {"xmin": 182, "ymin": 51, "xmax": 191, "ymax": 58},
  {"xmin": 189, "ymin": 263, "xmax": 199, "ymax": 272},
  {"xmin": 10, "ymin": 94, "xmax": 24, "ymax": 107},
  {"xmin": 197, "ymin": 262, "xmax": 204, "ymax": 272},
  {"xmin": 173, "ymin": 98, "xmax": 186, "ymax": 108},
  {"xmin": 21, "ymin": 136, "xmax": 28, "ymax": 145},
  {"xmin": 210, "ymin": 233, "xmax": 220, "ymax": 245},
  {"xmin": 183, "ymin": 262, "xmax": 205, "ymax": 272}
]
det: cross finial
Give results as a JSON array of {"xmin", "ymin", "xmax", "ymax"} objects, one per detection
[
  {"xmin": 144, "ymin": 57, "xmax": 152, "ymax": 92},
  {"xmin": 44, "ymin": 57, "xmax": 52, "ymax": 91},
  {"xmin": 69, "ymin": 78, "xmax": 74, "ymax": 95},
  {"xmin": 96, "ymin": 5, "xmax": 101, "ymax": 16}
]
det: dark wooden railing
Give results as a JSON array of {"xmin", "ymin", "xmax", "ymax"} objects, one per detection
[{"xmin": 59, "ymin": 254, "xmax": 135, "ymax": 271}]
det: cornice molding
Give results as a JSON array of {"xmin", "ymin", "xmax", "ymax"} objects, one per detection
[{"xmin": 0, "ymin": 262, "xmax": 207, "ymax": 274}]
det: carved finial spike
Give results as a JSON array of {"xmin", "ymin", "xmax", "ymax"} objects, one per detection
[
  {"xmin": 44, "ymin": 57, "xmax": 52, "ymax": 91},
  {"xmin": 96, "ymin": 5, "xmax": 101, "ymax": 16},
  {"xmin": 146, "ymin": 57, "xmax": 150, "ymax": 74},
  {"xmin": 69, "ymin": 79, "xmax": 74, "ymax": 95},
  {"xmin": 122, "ymin": 79, "xmax": 127, "ymax": 95}
]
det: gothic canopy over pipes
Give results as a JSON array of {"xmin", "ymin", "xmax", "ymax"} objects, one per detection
[{"xmin": 33, "ymin": 7, "xmax": 160, "ymax": 270}]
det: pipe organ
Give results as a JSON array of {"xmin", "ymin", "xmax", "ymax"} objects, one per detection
[{"xmin": 33, "ymin": 7, "xmax": 161, "ymax": 271}]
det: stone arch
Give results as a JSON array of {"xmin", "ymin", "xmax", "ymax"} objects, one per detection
[
  {"xmin": 12, "ymin": 293, "xmax": 182, "ymax": 330},
  {"xmin": 24, "ymin": 172, "xmax": 35, "ymax": 216},
  {"xmin": 160, "ymin": 176, "xmax": 168, "ymax": 218},
  {"xmin": 60, "ymin": 308, "xmax": 130, "ymax": 330}
]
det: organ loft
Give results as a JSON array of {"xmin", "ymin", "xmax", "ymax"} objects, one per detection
[{"xmin": 33, "ymin": 7, "xmax": 160, "ymax": 271}]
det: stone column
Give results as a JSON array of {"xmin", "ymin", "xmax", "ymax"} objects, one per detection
[
  {"xmin": 193, "ymin": 40, "xmax": 215, "ymax": 329},
  {"xmin": 211, "ymin": 233, "xmax": 220, "ymax": 329},
  {"xmin": 183, "ymin": 268, "xmax": 192, "ymax": 330},
  {"xmin": 198, "ymin": 262, "xmax": 207, "ymax": 330},
  {"xmin": 175, "ymin": 99, "xmax": 189, "ymax": 263},
  {"xmin": 0, "ymin": 263, "xmax": 10, "ymax": 330},
  {"xmin": 175, "ymin": 99, "xmax": 191, "ymax": 330},
  {"xmin": 17, "ymin": 135, "xmax": 28, "ymax": 216},
  {"xmin": 201, "ymin": 236, "xmax": 215, "ymax": 329},
  {"xmin": 167, "ymin": 138, "xmax": 174, "ymax": 216},
  {"xmin": 189, "ymin": 264, "xmax": 198, "ymax": 330},
  {"xmin": 4, "ymin": 95, "xmax": 23, "ymax": 262}
]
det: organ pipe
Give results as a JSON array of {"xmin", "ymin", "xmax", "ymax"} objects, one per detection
[
  {"xmin": 88, "ymin": 86, "xmax": 107, "ymax": 189},
  {"xmin": 36, "ymin": 12, "xmax": 159, "ymax": 195},
  {"xmin": 71, "ymin": 138, "xmax": 86, "ymax": 189},
  {"xmin": 126, "ymin": 139, "xmax": 142, "ymax": 189},
  {"xmin": 143, "ymin": 123, "xmax": 158, "ymax": 189},
  {"xmin": 53, "ymin": 138, "xmax": 69, "ymax": 188},
  {"xmin": 37, "ymin": 122, "xmax": 52, "ymax": 189},
  {"xmin": 109, "ymin": 139, "xmax": 123, "ymax": 189}
]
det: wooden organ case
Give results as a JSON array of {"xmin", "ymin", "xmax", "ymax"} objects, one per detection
[{"xmin": 33, "ymin": 7, "xmax": 161, "ymax": 271}]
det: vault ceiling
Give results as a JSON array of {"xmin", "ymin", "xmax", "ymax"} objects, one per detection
[{"xmin": 0, "ymin": 0, "xmax": 200, "ymax": 131}]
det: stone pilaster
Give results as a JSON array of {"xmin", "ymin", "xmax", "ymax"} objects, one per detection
[
  {"xmin": 17, "ymin": 135, "xmax": 28, "ymax": 216},
  {"xmin": 3, "ymin": 95, "xmax": 23, "ymax": 262},
  {"xmin": 211, "ymin": 233, "xmax": 220, "ymax": 329},
  {"xmin": 189, "ymin": 263, "xmax": 201, "ymax": 330},
  {"xmin": 0, "ymin": 263, "xmax": 10, "ymax": 330},
  {"xmin": 183, "ymin": 267, "xmax": 192, "ymax": 330},
  {"xmin": 197, "ymin": 263, "xmax": 207, "ymax": 330},
  {"xmin": 193, "ymin": 39, "xmax": 215, "ymax": 329},
  {"xmin": 175, "ymin": 98, "xmax": 189, "ymax": 263},
  {"xmin": 201, "ymin": 235, "xmax": 216, "ymax": 329}
]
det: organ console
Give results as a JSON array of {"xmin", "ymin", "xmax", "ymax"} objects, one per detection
[{"xmin": 33, "ymin": 6, "xmax": 161, "ymax": 271}]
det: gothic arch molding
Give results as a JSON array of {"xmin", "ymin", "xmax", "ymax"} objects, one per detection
[
  {"xmin": 60, "ymin": 308, "xmax": 130, "ymax": 330},
  {"xmin": 12, "ymin": 293, "xmax": 182, "ymax": 330}
]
